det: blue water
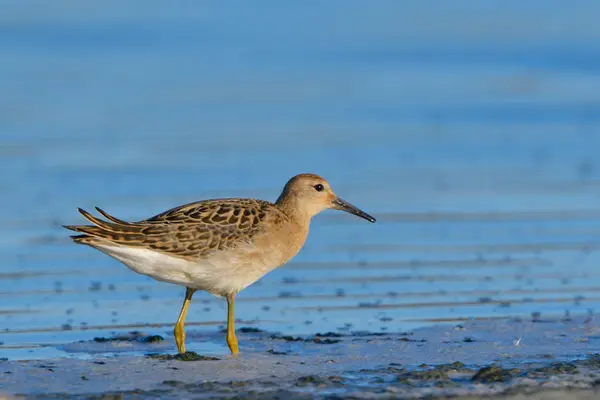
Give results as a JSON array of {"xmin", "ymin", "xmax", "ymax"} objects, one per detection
[{"xmin": 2, "ymin": 0, "xmax": 600, "ymax": 359}]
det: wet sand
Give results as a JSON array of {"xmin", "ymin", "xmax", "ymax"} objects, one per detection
[{"xmin": 3, "ymin": 316, "xmax": 600, "ymax": 398}]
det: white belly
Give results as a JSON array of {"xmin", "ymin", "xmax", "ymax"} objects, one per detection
[{"xmin": 93, "ymin": 243, "xmax": 276, "ymax": 296}]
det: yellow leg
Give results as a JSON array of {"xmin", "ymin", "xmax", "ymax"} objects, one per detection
[
  {"xmin": 174, "ymin": 287, "xmax": 195, "ymax": 354},
  {"xmin": 226, "ymin": 293, "xmax": 239, "ymax": 355}
]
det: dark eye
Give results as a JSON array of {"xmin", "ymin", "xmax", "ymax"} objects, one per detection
[{"xmin": 314, "ymin": 184, "xmax": 324, "ymax": 192}]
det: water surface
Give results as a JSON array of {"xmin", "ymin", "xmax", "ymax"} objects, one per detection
[{"xmin": 2, "ymin": 0, "xmax": 600, "ymax": 360}]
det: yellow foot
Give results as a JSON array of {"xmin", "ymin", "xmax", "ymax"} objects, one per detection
[
  {"xmin": 174, "ymin": 287, "xmax": 196, "ymax": 354},
  {"xmin": 174, "ymin": 323, "xmax": 186, "ymax": 354},
  {"xmin": 227, "ymin": 335, "xmax": 239, "ymax": 355}
]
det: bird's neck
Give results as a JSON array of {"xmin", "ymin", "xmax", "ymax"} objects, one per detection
[
  {"xmin": 272, "ymin": 198, "xmax": 312, "ymax": 267},
  {"xmin": 275, "ymin": 196, "xmax": 313, "ymax": 228}
]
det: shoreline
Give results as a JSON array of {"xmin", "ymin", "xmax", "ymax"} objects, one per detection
[{"xmin": 3, "ymin": 316, "xmax": 600, "ymax": 399}]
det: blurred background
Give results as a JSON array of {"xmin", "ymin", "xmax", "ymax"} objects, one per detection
[{"xmin": 2, "ymin": 0, "xmax": 600, "ymax": 358}]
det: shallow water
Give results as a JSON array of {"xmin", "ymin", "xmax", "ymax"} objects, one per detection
[{"xmin": 2, "ymin": 0, "xmax": 600, "ymax": 368}]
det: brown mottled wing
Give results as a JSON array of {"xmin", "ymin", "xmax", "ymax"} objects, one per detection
[{"xmin": 65, "ymin": 199, "xmax": 275, "ymax": 259}]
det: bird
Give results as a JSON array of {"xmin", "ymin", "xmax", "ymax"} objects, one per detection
[{"xmin": 64, "ymin": 173, "xmax": 376, "ymax": 355}]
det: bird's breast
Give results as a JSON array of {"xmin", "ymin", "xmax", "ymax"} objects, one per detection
[{"xmin": 253, "ymin": 219, "xmax": 309, "ymax": 268}]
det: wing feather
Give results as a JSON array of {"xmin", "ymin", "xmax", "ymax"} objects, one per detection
[{"xmin": 64, "ymin": 199, "xmax": 276, "ymax": 260}]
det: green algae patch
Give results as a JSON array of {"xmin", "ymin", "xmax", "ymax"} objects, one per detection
[
  {"xmin": 527, "ymin": 362, "xmax": 578, "ymax": 377},
  {"xmin": 269, "ymin": 333, "xmax": 342, "ymax": 344},
  {"xmin": 435, "ymin": 361, "xmax": 468, "ymax": 372},
  {"xmin": 403, "ymin": 368, "xmax": 449, "ymax": 381},
  {"xmin": 270, "ymin": 334, "xmax": 304, "ymax": 342},
  {"xmin": 472, "ymin": 366, "xmax": 517, "ymax": 383},
  {"xmin": 146, "ymin": 351, "xmax": 220, "ymax": 361},
  {"xmin": 295, "ymin": 375, "xmax": 345, "ymax": 387},
  {"xmin": 92, "ymin": 331, "xmax": 164, "ymax": 344},
  {"xmin": 140, "ymin": 335, "xmax": 165, "ymax": 343}
]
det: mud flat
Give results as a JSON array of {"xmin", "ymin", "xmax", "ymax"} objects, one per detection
[{"xmin": 2, "ymin": 316, "xmax": 600, "ymax": 399}]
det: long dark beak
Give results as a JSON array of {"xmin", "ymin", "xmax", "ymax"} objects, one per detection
[{"xmin": 332, "ymin": 197, "xmax": 376, "ymax": 223}]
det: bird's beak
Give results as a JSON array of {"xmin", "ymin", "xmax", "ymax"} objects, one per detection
[{"xmin": 332, "ymin": 197, "xmax": 376, "ymax": 223}]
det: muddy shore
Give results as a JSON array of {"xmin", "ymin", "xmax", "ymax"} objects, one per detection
[{"xmin": 3, "ymin": 316, "xmax": 600, "ymax": 399}]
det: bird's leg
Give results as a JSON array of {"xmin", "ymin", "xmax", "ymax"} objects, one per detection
[
  {"xmin": 174, "ymin": 287, "xmax": 196, "ymax": 353},
  {"xmin": 226, "ymin": 293, "xmax": 239, "ymax": 355}
]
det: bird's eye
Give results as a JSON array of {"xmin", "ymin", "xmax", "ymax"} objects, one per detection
[{"xmin": 314, "ymin": 184, "xmax": 324, "ymax": 192}]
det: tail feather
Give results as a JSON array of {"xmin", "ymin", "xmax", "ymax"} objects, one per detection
[
  {"xmin": 64, "ymin": 207, "xmax": 144, "ymax": 245},
  {"xmin": 68, "ymin": 233, "xmax": 105, "ymax": 245},
  {"xmin": 95, "ymin": 207, "xmax": 133, "ymax": 225},
  {"xmin": 77, "ymin": 207, "xmax": 118, "ymax": 231}
]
